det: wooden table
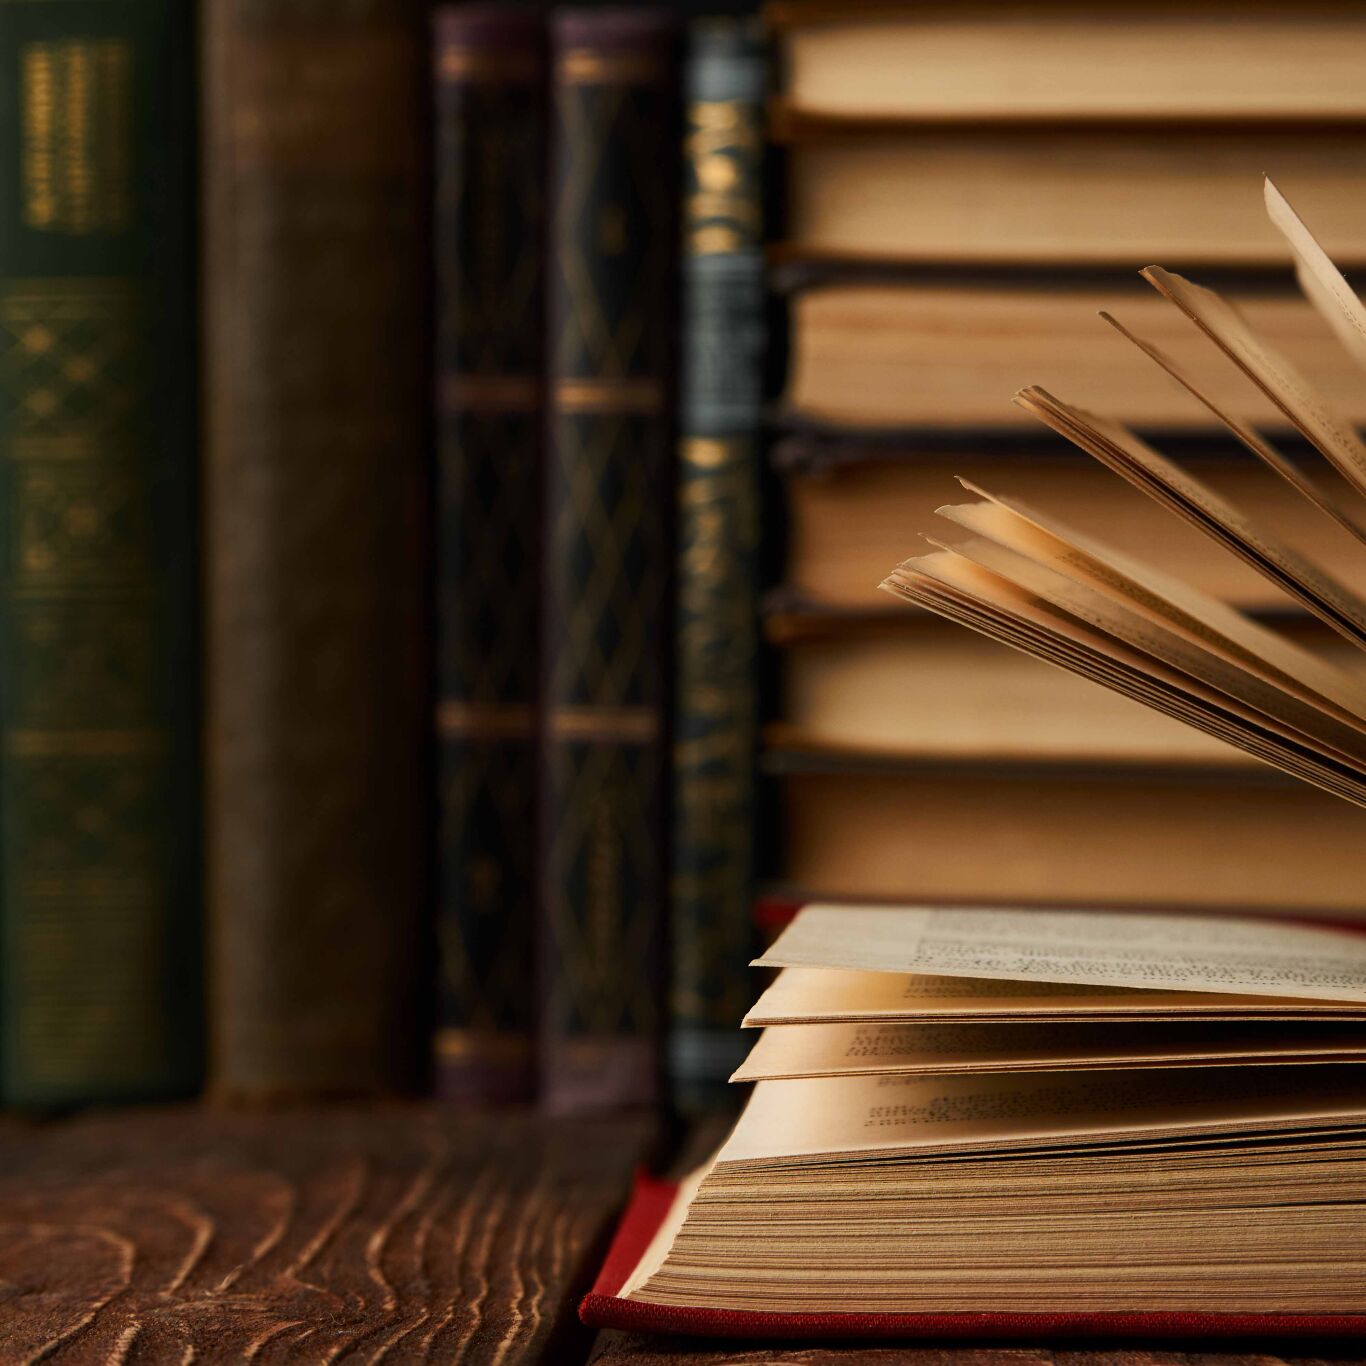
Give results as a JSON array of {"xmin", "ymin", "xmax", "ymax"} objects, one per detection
[{"xmin": 0, "ymin": 1104, "xmax": 1359, "ymax": 1365}]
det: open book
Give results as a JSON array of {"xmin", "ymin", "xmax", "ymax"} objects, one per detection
[
  {"xmin": 584, "ymin": 184, "xmax": 1366, "ymax": 1339},
  {"xmin": 585, "ymin": 906, "xmax": 1366, "ymax": 1333},
  {"xmin": 881, "ymin": 179, "xmax": 1366, "ymax": 807}
]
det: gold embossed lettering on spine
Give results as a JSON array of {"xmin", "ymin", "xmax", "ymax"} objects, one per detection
[
  {"xmin": 541, "ymin": 10, "xmax": 679, "ymax": 1113},
  {"xmin": 0, "ymin": 2, "xmax": 200, "ymax": 1105},
  {"xmin": 670, "ymin": 18, "xmax": 767, "ymax": 1111}
]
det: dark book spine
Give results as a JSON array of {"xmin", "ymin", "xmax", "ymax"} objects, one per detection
[
  {"xmin": 432, "ymin": 7, "xmax": 546, "ymax": 1103},
  {"xmin": 670, "ymin": 19, "xmax": 767, "ymax": 1111},
  {"xmin": 204, "ymin": 0, "xmax": 427, "ymax": 1097},
  {"xmin": 0, "ymin": 0, "xmax": 200, "ymax": 1105},
  {"xmin": 541, "ymin": 10, "xmax": 680, "ymax": 1113}
]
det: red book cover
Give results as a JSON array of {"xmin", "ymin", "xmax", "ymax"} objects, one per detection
[{"xmin": 581, "ymin": 1170, "xmax": 1366, "ymax": 1341}]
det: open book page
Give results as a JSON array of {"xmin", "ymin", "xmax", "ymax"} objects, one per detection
[
  {"xmin": 917, "ymin": 534, "xmax": 1366, "ymax": 780},
  {"xmin": 1265, "ymin": 176, "xmax": 1366, "ymax": 375},
  {"xmin": 1099, "ymin": 309, "xmax": 1366, "ymax": 543},
  {"xmin": 732, "ymin": 1019, "xmax": 1366, "ymax": 1081},
  {"xmin": 929, "ymin": 525, "xmax": 1366, "ymax": 762},
  {"xmin": 713, "ymin": 1068, "xmax": 1366, "ymax": 1165},
  {"xmin": 1014, "ymin": 386, "xmax": 1366, "ymax": 646},
  {"xmin": 744, "ymin": 966, "xmax": 1366, "ymax": 1025},
  {"xmin": 885, "ymin": 548, "xmax": 1366, "ymax": 802},
  {"xmin": 755, "ymin": 905, "xmax": 1366, "ymax": 1003},
  {"xmin": 1143, "ymin": 265, "xmax": 1366, "ymax": 500},
  {"xmin": 940, "ymin": 481, "xmax": 1366, "ymax": 725}
]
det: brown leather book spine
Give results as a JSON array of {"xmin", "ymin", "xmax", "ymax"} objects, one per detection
[
  {"xmin": 540, "ymin": 9, "xmax": 680, "ymax": 1113},
  {"xmin": 203, "ymin": 0, "xmax": 427, "ymax": 1097}
]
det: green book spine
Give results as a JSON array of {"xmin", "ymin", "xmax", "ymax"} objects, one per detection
[
  {"xmin": 670, "ymin": 18, "xmax": 767, "ymax": 1110},
  {"xmin": 541, "ymin": 9, "xmax": 679, "ymax": 1113},
  {"xmin": 432, "ymin": 6, "xmax": 546, "ymax": 1103},
  {"xmin": 0, "ymin": 0, "xmax": 199, "ymax": 1105}
]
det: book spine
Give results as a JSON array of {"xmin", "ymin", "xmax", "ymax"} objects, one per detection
[
  {"xmin": 203, "ymin": 0, "xmax": 427, "ymax": 1097},
  {"xmin": 669, "ymin": 19, "xmax": 767, "ymax": 1110},
  {"xmin": 0, "ymin": 0, "xmax": 200, "ymax": 1105},
  {"xmin": 432, "ymin": 7, "xmax": 546, "ymax": 1103},
  {"xmin": 541, "ymin": 9, "xmax": 680, "ymax": 1113}
]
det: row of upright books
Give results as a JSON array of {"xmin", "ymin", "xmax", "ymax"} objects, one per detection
[
  {"xmin": 0, "ymin": 0, "xmax": 768, "ymax": 1113},
  {"xmin": 433, "ymin": 6, "xmax": 767, "ymax": 1111},
  {"xmin": 762, "ymin": 2, "xmax": 1366, "ymax": 921}
]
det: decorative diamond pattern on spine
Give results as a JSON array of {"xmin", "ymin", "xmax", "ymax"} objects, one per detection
[
  {"xmin": 541, "ymin": 9, "xmax": 679, "ymax": 1113},
  {"xmin": 0, "ymin": 0, "xmax": 199, "ymax": 1106},
  {"xmin": 433, "ymin": 5, "xmax": 546, "ymax": 1102}
]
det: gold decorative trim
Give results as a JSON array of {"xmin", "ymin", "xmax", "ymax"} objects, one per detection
[
  {"xmin": 436, "ymin": 700, "xmax": 536, "ymax": 740},
  {"xmin": 435, "ymin": 1029, "xmax": 533, "ymax": 1062},
  {"xmin": 436, "ymin": 48, "xmax": 541, "ymax": 84},
  {"xmin": 554, "ymin": 377, "xmax": 663, "ymax": 413},
  {"xmin": 557, "ymin": 49, "xmax": 665, "ymax": 85},
  {"xmin": 680, "ymin": 436, "xmax": 732, "ymax": 470},
  {"xmin": 547, "ymin": 705, "xmax": 658, "ymax": 744}
]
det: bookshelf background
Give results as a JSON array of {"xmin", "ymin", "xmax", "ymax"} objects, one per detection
[{"xmin": 2, "ymin": 0, "xmax": 1366, "ymax": 1124}]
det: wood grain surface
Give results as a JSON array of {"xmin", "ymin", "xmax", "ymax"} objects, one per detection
[
  {"xmin": 0, "ymin": 1104, "xmax": 657, "ymax": 1363},
  {"xmin": 2, "ymin": 1104, "xmax": 1364, "ymax": 1366}
]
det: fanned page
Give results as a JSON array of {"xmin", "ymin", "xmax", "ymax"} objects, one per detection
[
  {"xmin": 884, "ymin": 544, "xmax": 1366, "ymax": 804},
  {"xmin": 876, "ymin": 182, "xmax": 1366, "ymax": 811},
  {"xmin": 1098, "ymin": 310, "xmax": 1366, "ymax": 543},
  {"xmin": 755, "ymin": 905, "xmax": 1366, "ymax": 1003},
  {"xmin": 1010, "ymin": 387, "xmax": 1366, "ymax": 646},
  {"xmin": 713, "ymin": 1066, "xmax": 1366, "ymax": 1166},
  {"xmin": 924, "ymin": 527, "xmax": 1366, "ymax": 766},
  {"xmin": 940, "ymin": 480, "xmax": 1366, "ymax": 725},
  {"xmin": 1266, "ymin": 175, "xmax": 1366, "ymax": 374},
  {"xmin": 732, "ymin": 1019, "xmax": 1366, "ymax": 1082},
  {"xmin": 745, "ymin": 966, "xmax": 1366, "ymax": 1026},
  {"xmin": 1141, "ymin": 264, "xmax": 1366, "ymax": 499}
]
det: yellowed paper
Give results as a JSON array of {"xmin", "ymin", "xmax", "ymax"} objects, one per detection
[
  {"xmin": 715, "ymin": 1067, "xmax": 1366, "ymax": 1165},
  {"xmin": 883, "ymin": 548, "xmax": 1366, "ymax": 803},
  {"xmin": 1143, "ymin": 265, "xmax": 1366, "ymax": 500},
  {"xmin": 929, "ymin": 520, "xmax": 1366, "ymax": 762},
  {"xmin": 934, "ymin": 508, "xmax": 1366, "ymax": 754},
  {"xmin": 1013, "ymin": 386, "xmax": 1366, "ymax": 645},
  {"xmin": 1099, "ymin": 308, "xmax": 1366, "ymax": 544},
  {"xmin": 743, "ymin": 966, "xmax": 1366, "ymax": 1026},
  {"xmin": 1265, "ymin": 175, "xmax": 1366, "ymax": 376},
  {"xmin": 939, "ymin": 481, "xmax": 1366, "ymax": 724},
  {"xmin": 756, "ymin": 905, "xmax": 1366, "ymax": 1004},
  {"xmin": 733, "ymin": 1019, "xmax": 1366, "ymax": 1081}
]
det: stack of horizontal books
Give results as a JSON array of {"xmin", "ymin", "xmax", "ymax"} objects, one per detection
[{"xmin": 764, "ymin": 1, "xmax": 1366, "ymax": 918}]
